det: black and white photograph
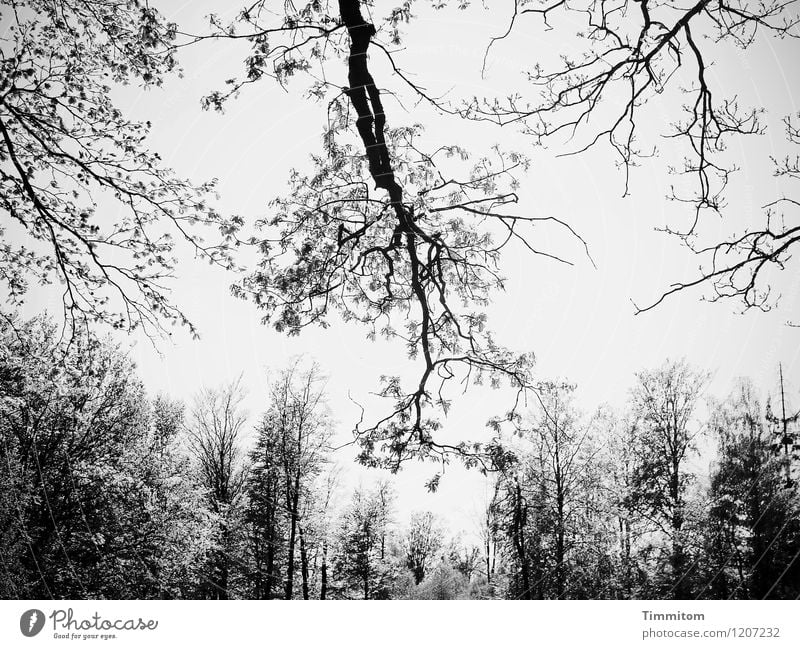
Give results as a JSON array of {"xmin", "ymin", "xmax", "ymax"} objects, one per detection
[{"xmin": 1, "ymin": 0, "xmax": 799, "ymax": 645}]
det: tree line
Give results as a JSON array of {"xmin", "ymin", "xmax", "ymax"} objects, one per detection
[{"xmin": 2, "ymin": 315, "xmax": 797, "ymax": 599}]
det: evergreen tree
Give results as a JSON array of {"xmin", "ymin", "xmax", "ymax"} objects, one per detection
[{"xmin": 702, "ymin": 380, "xmax": 800, "ymax": 598}]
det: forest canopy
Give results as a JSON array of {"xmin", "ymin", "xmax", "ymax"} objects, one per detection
[{"xmin": 1, "ymin": 316, "xmax": 798, "ymax": 599}]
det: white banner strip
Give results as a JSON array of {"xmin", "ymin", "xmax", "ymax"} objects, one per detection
[{"xmin": 2, "ymin": 600, "xmax": 798, "ymax": 648}]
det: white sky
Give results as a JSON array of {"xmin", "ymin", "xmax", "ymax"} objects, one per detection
[{"xmin": 14, "ymin": 1, "xmax": 800, "ymax": 540}]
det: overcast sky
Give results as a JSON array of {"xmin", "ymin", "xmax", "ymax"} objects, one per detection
[{"xmin": 16, "ymin": 0, "xmax": 800, "ymax": 539}]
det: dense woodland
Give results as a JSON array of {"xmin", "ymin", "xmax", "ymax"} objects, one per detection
[
  {"xmin": 1, "ymin": 316, "xmax": 798, "ymax": 599},
  {"xmin": 2, "ymin": 1, "xmax": 800, "ymax": 600}
]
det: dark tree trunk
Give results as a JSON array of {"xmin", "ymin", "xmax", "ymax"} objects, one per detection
[
  {"xmin": 670, "ymin": 450, "xmax": 687, "ymax": 598},
  {"xmin": 320, "ymin": 540, "xmax": 328, "ymax": 600},
  {"xmin": 554, "ymin": 472, "xmax": 565, "ymax": 598},
  {"xmin": 512, "ymin": 478, "xmax": 531, "ymax": 599},
  {"xmin": 284, "ymin": 472, "xmax": 301, "ymax": 600},
  {"xmin": 217, "ymin": 522, "xmax": 230, "ymax": 600},
  {"xmin": 620, "ymin": 517, "xmax": 632, "ymax": 597},
  {"xmin": 264, "ymin": 480, "xmax": 277, "ymax": 599},
  {"xmin": 299, "ymin": 524, "xmax": 310, "ymax": 600},
  {"xmin": 252, "ymin": 534, "xmax": 263, "ymax": 599},
  {"xmin": 265, "ymin": 517, "xmax": 276, "ymax": 599},
  {"xmin": 485, "ymin": 535, "xmax": 491, "ymax": 584},
  {"xmin": 218, "ymin": 560, "xmax": 229, "ymax": 600}
]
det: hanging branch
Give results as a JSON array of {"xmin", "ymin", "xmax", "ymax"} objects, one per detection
[{"xmin": 202, "ymin": 1, "xmax": 593, "ymax": 470}]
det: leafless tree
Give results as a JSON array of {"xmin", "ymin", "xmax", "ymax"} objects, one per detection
[
  {"xmin": 403, "ymin": 511, "xmax": 444, "ymax": 584},
  {"xmin": 627, "ymin": 359, "xmax": 708, "ymax": 597},
  {"xmin": 263, "ymin": 360, "xmax": 333, "ymax": 599},
  {"xmin": 187, "ymin": 378, "xmax": 248, "ymax": 599},
  {"xmin": 526, "ymin": 383, "xmax": 599, "ymax": 597}
]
